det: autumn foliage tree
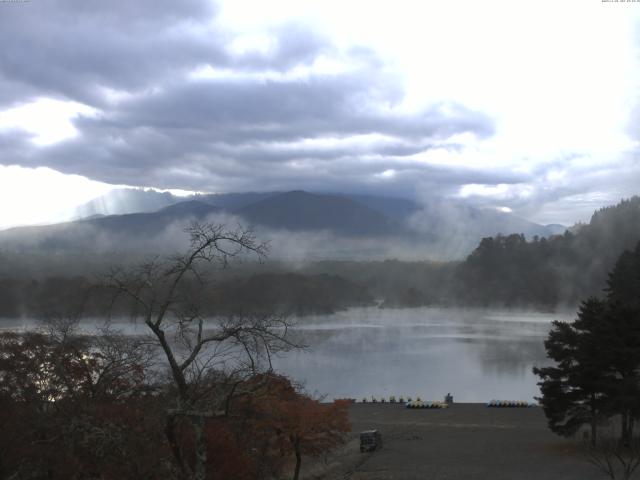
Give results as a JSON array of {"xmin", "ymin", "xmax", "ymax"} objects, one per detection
[
  {"xmin": 280, "ymin": 397, "xmax": 351, "ymax": 480},
  {"xmin": 0, "ymin": 326, "xmax": 168, "ymax": 479},
  {"xmin": 0, "ymin": 331, "xmax": 348, "ymax": 480},
  {"xmin": 106, "ymin": 223, "xmax": 301, "ymax": 479},
  {"xmin": 0, "ymin": 224, "xmax": 349, "ymax": 480},
  {"xmin": 233, "ymin": 374, "xmax": 351, "ymax": 480}
]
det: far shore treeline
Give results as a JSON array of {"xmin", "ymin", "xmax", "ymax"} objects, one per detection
[{"xmin": 2, "ymin": 197, "xmax": 640, "ymax": 318}]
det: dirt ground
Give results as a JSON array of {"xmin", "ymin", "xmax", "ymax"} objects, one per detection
[{"xmin": 300, "ymin": 403, "xmax": 608, "ymax": 480}]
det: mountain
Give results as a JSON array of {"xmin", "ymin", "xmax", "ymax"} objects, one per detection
[
  {"xmin": 302, "ymin": 196, "xmax": 640, "ymax": 309},
  {"xmin": 76, "ymin": 188, "xmax": 179, "ymax": 218},
  {"xmin": 401, "ymin": 201, "xmax": 561, "ymax": 258},
  {"xmin": 75, "ymin": 189, "xmax": 281, "ymax": 219},
  {"xmin": 341, "ymin": 194, "xmax": 421, "ymax": 222},
  {"xmin": 75, "ymin": 188, "xmax": 418, "ymax": 221},
  {"xmin": 196, "ymin": 192, "xmax": 279, "ymax": 211},
  {"xmin": 7, "ymin": 188, "xmax": 565, "ymax": 260},
  {"xmin": 82, "ymin": 200, "xmax": 219, "ymax": 235},
  {"xmin": 235, "ymin": 191, "xmax": 397, "ymax": 235},
  {"xmin": 455, "ymin": 196, "xmax": 640, "ymax": 307},
  {"xmin": 457, "ymin": 207, "xmax": 560, "ymax": 239},
  {"xmin": 75, "ymin": 187, "xmax": 555, "ymax": 235},
  {"xmin": 545, "ymin": 224, "xmax": 567, "ymax": 235},
  {"xmin": 0, "ymin": 201, "xmax": 220, "ymax": 253}
]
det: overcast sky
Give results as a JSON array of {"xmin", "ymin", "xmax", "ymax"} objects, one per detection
[{"xmin": 0, "ymin": 0, "xmax": 639, "ymax": 229}]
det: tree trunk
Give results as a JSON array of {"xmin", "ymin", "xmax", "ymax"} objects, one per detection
[
  {"xmin": 292, "ymin": 436, "xmax": 302, "ymax": 480},
  {"xmin": 146, "ymin": 321, "xmax": 188, "ymax": 397},
  {"xmin": 590, "ymin": 394, "xmax": 597, "ymax": 447},
  {"xmin": 192, "ymin": 415, "xmax": 207, "ymax": 480},
  {"xmin": 622, "ymin": 410, "xmax": 630, "ymax": 447},
  {"xmin": 165, "ymin": 414, "xmax": 190, "ymax": 479}
]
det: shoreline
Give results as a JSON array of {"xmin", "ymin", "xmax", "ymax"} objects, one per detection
[{"xmin": 301, "ymin": 403, "xmax": 600, "ymax": 480}]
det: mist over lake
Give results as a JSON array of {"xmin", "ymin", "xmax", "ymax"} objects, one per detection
[
  {"xmin": 274, "ymin": 307, "xmax": 572, "ymax": 403},
  {"xmin": 2, "ymin": 306, "xmax": 571, "ymax": 403}
]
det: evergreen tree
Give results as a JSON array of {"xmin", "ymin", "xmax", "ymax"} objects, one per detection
[
  {"xmin": 534, "ymin": 298, "xmax": 610, "ymax": 445},
  {"xmin": 601, "ymin": 243, "xmax": 640, "ymax": 445},
  {"xmin": 535, "ymin": 242, "xmax": 640, "ymax": 445}
]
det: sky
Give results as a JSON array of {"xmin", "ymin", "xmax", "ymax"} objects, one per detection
[{"xmin": 0, "ymin": 0, "xmax": 639, "ymax": 229}]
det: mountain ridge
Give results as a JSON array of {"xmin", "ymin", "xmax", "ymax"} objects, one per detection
[
  {"xmin": 235, "ymin": 191, "xmax": 398, "ymax": 235},
  {"xmin": 1, "ymin": 189, "xmax": 566, "ymax": 259}
]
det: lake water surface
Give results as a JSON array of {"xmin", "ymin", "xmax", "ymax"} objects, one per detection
[
  {"xmin": 2, "ymin": 307, "xmax": 572, "ymax": 403},
  {"xmin": 272, "ymin": 307, "xmax": 572, "ymax": 403}
]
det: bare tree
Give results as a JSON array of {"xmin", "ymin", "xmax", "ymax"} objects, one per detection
[{"xmin": 105, "ymin": 223, "xmax": 300, "ymax": 480}]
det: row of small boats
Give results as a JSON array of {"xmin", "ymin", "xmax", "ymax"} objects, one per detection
[
  {"xmin": 356, "ymin": 398, "xmax": 536, "ymax": 407},
  {"xmin": 361, "ymin": 397, "xmax": 421, "ymax": 403},
  {"xmin": 486, "ymin": 400, "xmax": 534, "ymax": 408},
  {"xmin": 405, "ymin": 400, "xmax": 449, "ymax": 409}
]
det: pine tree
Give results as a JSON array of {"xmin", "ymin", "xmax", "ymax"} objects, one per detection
[
  {"xmin": 535, "ymin": 242, "xmax": 640, "ymax": 445},
  {"xmin": 601, "ymin": 243, "xmax": 640, "ymax": 445},
  {"xmin": 534, "ymin": 298, "xmax": 610, "ymax": 445}
]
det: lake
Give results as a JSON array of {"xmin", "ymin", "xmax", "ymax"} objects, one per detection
[
  {"xmin": 1, "ymin": 306, "xmax": 572, "ymax": 403},
  {"xmin": 272, "ymin": 307, "xmax": 572, "ymax": 403}
]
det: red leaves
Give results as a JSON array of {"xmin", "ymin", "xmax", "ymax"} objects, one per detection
[
  {"xmin": 0, "ymin": 333, "xmax": 350, "ymax": 480},
  {"xmin": 229, "ymin": 374, "xmax": 351, "ymax": 476},
  {"xmin": 205, "ymin": 420, "xmax": 255, "ymax": 480},
  {"xmin": 0, "ymin": 332, "xmax": 170, "ymax": 479}
]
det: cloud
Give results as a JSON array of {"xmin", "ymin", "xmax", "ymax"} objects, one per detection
[
  {"xmin": 0, "ymin": 0, "xmax": 497, "ymax": 200},
  {"xmin": 5, "ymin": 0, "xmax": 636, "ymax": 229},
  {"xmin": 0, "ymin": 0, "xmax": 220, "ymax": 106},
  {"xmin": 455, "ymin": 151, "xmax": 640, "ymax": 225}
]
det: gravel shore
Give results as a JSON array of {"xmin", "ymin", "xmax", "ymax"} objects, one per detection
[{"xmin": 303, "ymin": 403, "xmax": 605, "ymax": 480}]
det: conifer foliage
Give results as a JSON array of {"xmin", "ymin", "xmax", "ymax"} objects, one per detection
[{"xmin": 534, "ymin": 242, "xmax": 640, "ymax": 445}]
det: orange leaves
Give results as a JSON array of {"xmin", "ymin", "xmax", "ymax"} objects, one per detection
[
  {"xmin": 0, "ymin": 334, "xmax": 348, "ymax": 480},
  {"xmin": 232, "ymin": 374, "xmax": 351, "ymax": 464},
  {"xmin": 204, "ymin": 420, "xmax": 255, "ymax": 480}
]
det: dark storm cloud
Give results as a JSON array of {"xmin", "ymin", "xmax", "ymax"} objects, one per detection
[
  {"xmin": 0, "ymin": 0, "xmax": 223, "ymax": 107},
  {"xmin": 0, "ymin": 0, "xmax": 498, "ymax": 196},
  {"xmin": 0, "ymin": 1, "xmax": 332, "ymax": 108},
  {"xmin": 104, "ymin": 78, "xmax": 493, "ymax": 141}
]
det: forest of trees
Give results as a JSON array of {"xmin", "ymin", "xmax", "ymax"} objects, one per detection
[
  {"xmin": 0, "ymin": 329, "xmax": 350, "ymax": 479},
  {"xmin": 2, "ymin": 198, "xmax": 640, "ymax": 478},
  {"xmin": 534, "ymin": 242, "xmax": 640, "ymax": 450},
  {"xmin": 0, "ymin": 224, "xmax": 351, "ymax": 480},
  {"xmin": 455, "ymin": 197, "xmax": 640, "ymax": 308},
  {"xmin": 2, "ymin": 197, "xmax": 640, "ymax": 319},
  {"xmin": 0, "ymin": 272, "xmax": 374, "ymax": 319}
]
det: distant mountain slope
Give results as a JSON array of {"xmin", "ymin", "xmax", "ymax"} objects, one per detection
[
  {"xmin": 196, "ymin": 192, "xmax": 280, "ymax": 211},
  {"xmin": 235, "ymin": 191, "xmax": 397, "ymax": 235},
  {"xmin": 76, "ymin": 188, "xmax": 419, "ymax": 220},
  {"xmin": 76, "ymin": 188, "xmax": 179, "ymax": 217},
  {"xmin": 545, "ymin": 224, "xmax": 567, "ymax": 235},
  {"xmin": 75, "ymin": 189, "xmax": 281, "ymax": 218},
  {"xmin": 74, "ymin": 187, "xmax": 556, "ymax": 236},
  {"xmin": 456, "ymin": 196, "xmax": 640, "ymax": 307},
  {"xmin": 402, "ymin": 201, "xmax": 560, "ymax": 258},
  {"xmin": 459, "ymin": 206, "xmax": 559, "ymax": 238},
  {"xmin": 341, "ymin": 194, "xmax": 421, "ymax": 221},
  {"xmin": 82, "ymin": 200, "xmax": 219, "ymax": 235},
  {"xmin": 10, "ymin": 188, "xmax": 565, "ymax": 260},
  {"xmin": 0, "ymin": 201, "xmax": 220, "ymax": 252}
]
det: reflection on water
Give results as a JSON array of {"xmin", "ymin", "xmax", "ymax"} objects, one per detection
[
  {"xmin": 1, "ymin": 307, "xmax": 572, "ymax": 403},
  {"xmin": 273, "ymin": 307, "xmax": 572, "ymax": 403}
]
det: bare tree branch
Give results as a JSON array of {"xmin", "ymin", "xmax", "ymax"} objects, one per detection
[{"xmin": 102, "ymin": 222, "xmax": 299, "ymax": 480}]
